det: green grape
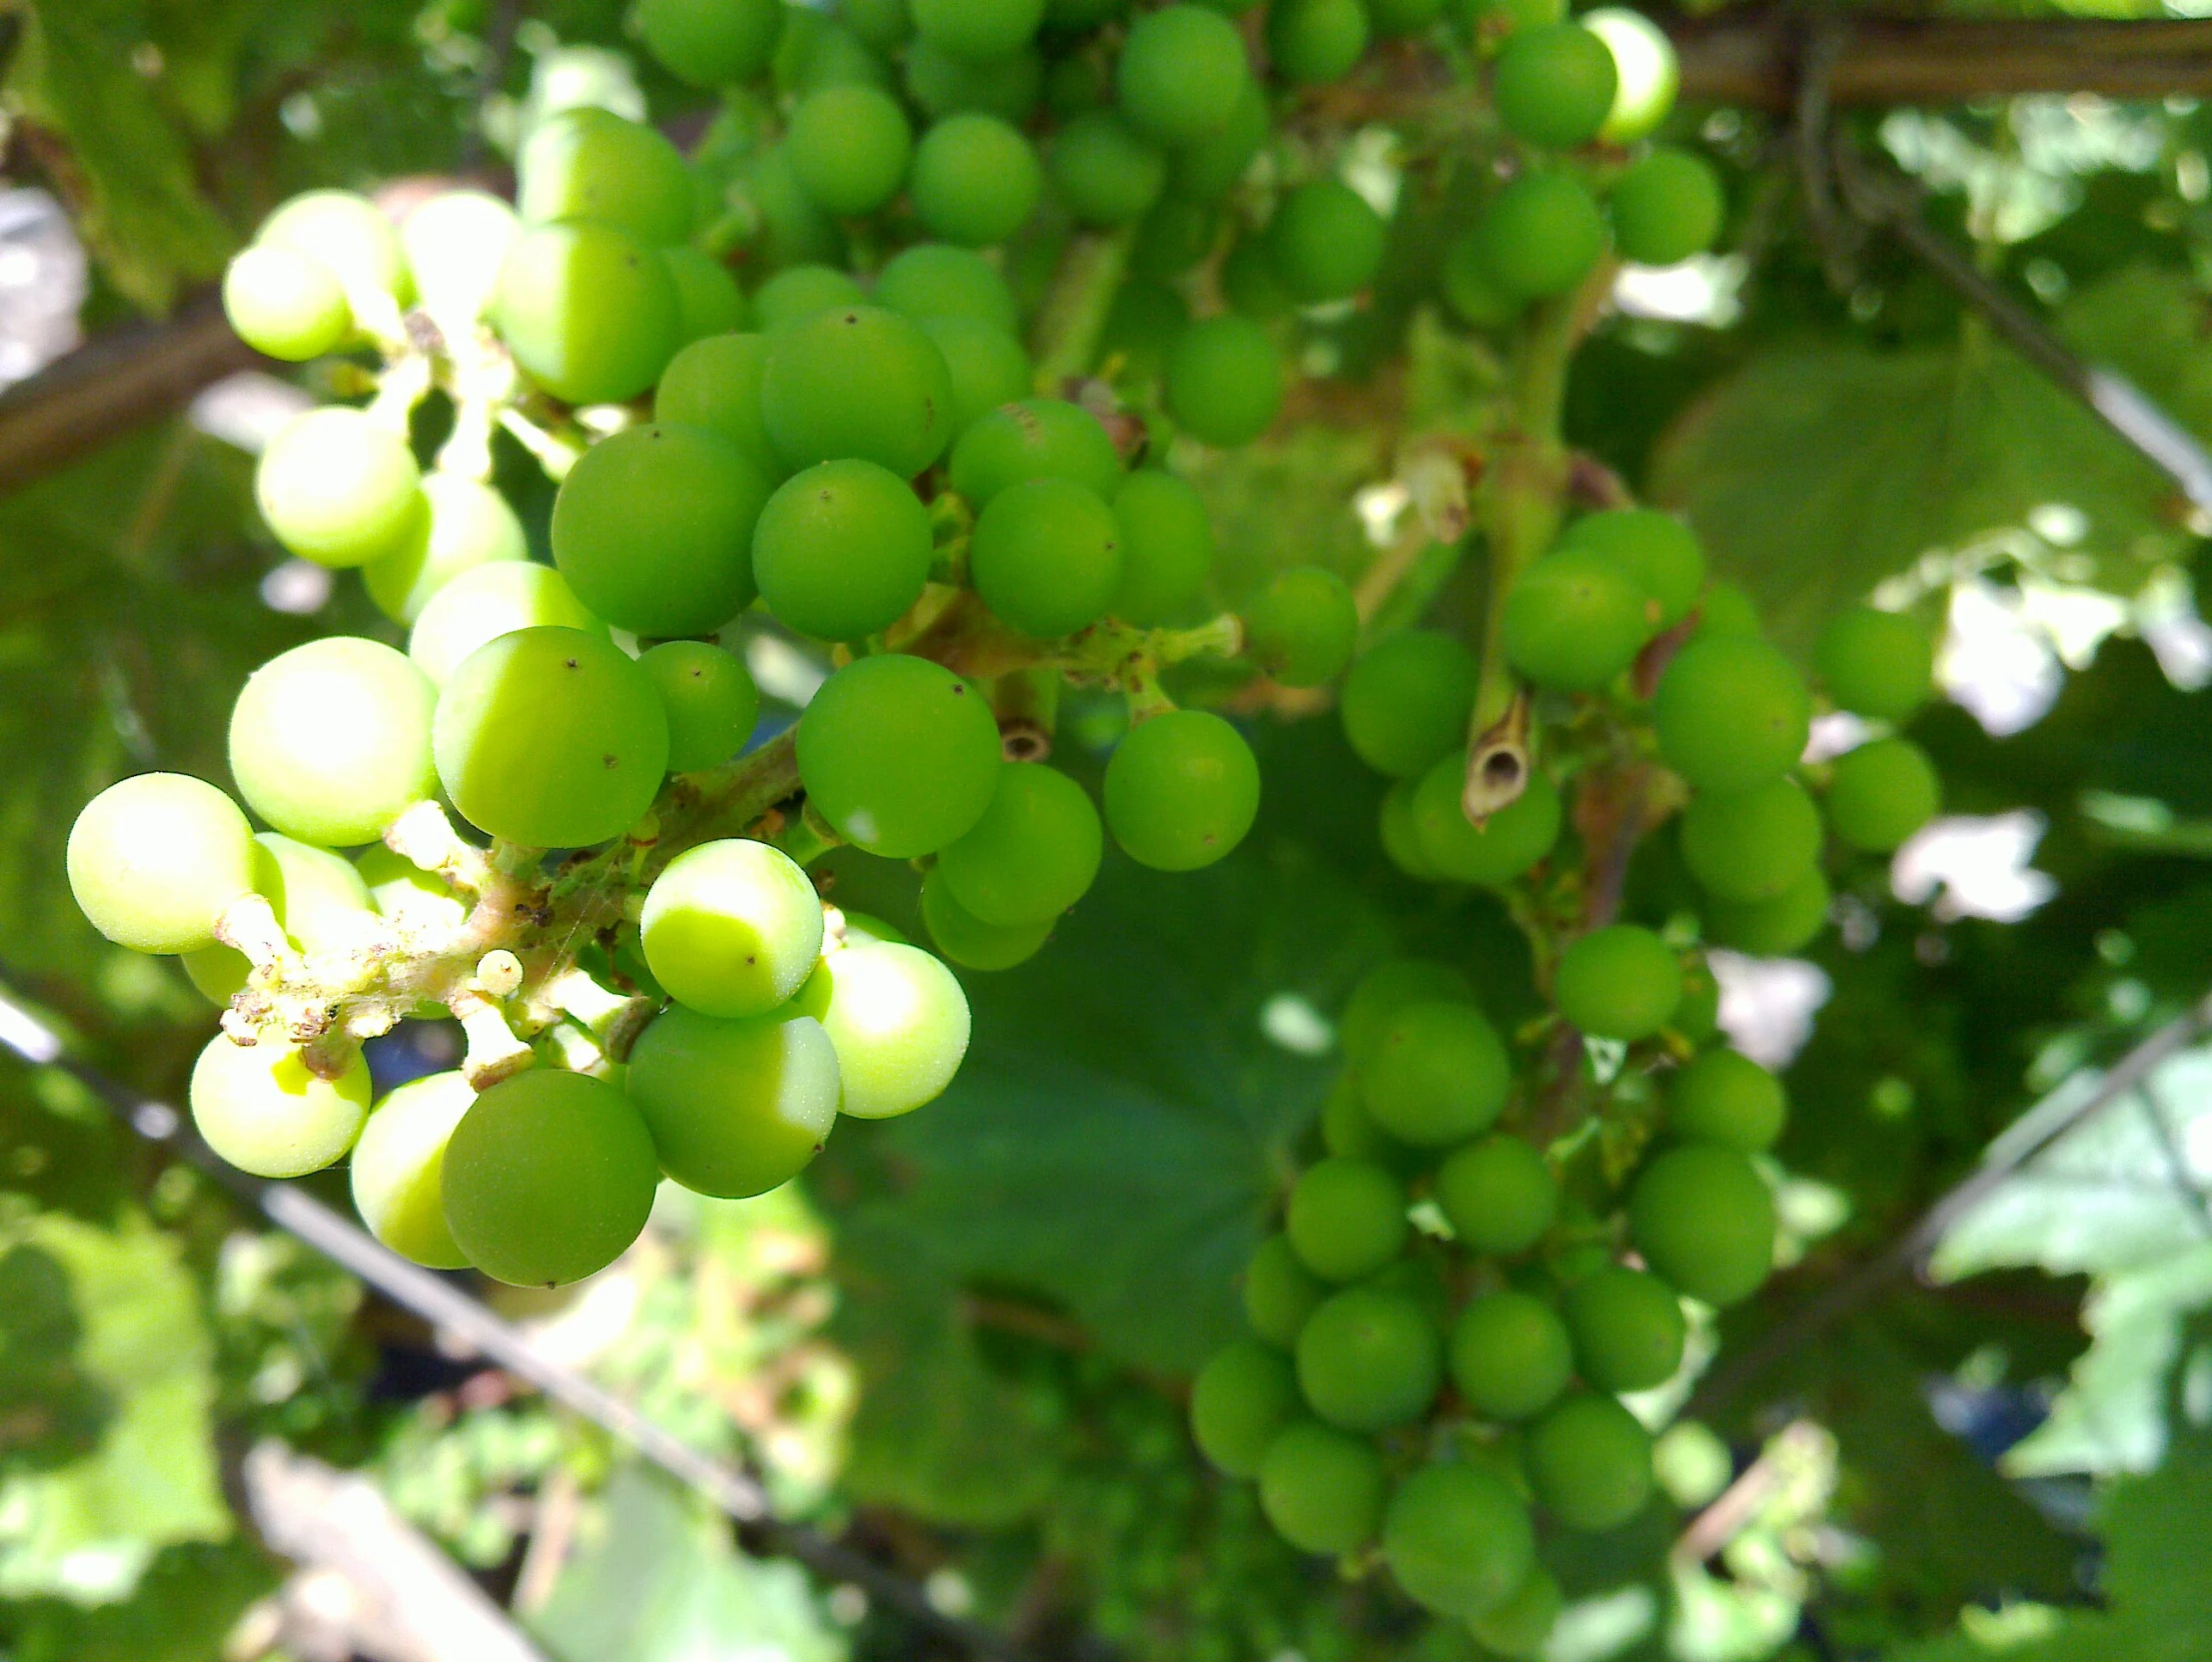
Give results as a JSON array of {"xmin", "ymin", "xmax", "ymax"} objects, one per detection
[
  {"xmin": 743, "ymin": 146, "xmax": 850, "ymax": 270},
  {"xmin": 1826, "ymin": 736, "xmax": 1939, "ymax": 853},
  {"xmin": 787, "ymin": 83, "xmax": 913, "ymax": 216},
  {"xmin": 754, "ymin": 265, "xmax": 868, "ymax": 333},
  {"xmin": 190, "ymin": 1034, "xmax": 371, "ymax": 1180},
  {"xmin": 789, "ymin": 940, "xmax": 970, "ymax": 1117},
  {"xmin": 1339, "ymin": 630, "xmax": 1479, "ymax": 778},
  {"xmin": 350, "ymin": 1072, "xmax": 475, "ymax": 1268},
  {"xmin": 1111, "ymin": 470, "xmax": 1213, "ymax": 625},
  {"xmin": 1222, "ymin": 238, "xmax": 1292, "ymax": 326},
  {"xmin": 640, "ymin": 641, "xmax": 760, "ymax": 773},
  {"xmin": 1268, "ymin": 180, "xmax": 1388, "ymax": 306},
  {"xmin": 1696, "ymin": 579, "xmax": 1761, "ymax": 638},
  {"xmin": 517, "ymin": 107, "xmax": 694, "ymax": 248},
  {"xmin": 441, "ymin": 1070, "xmax": 660, "ymax": 1287},
  {"xmin": 1045, "ymin": 49, "xmax": 1110, "ymax": 118},
  {"xmin": 493, "ymin": 221, "xmax": 680, "ymax": 406},
  {"xmin": 1553, "ymin": 925, "xmax": 1679, "ymax": 1041},
  {"xmin": 1679, "ymin": 777, "xmax": 1820, "ymax": 904},
  {"xmin": 552, "ymin": 422, "xmax": 768, "ymax": 636},
  {"xmin": 358, "ymin": 844, "xmax": 467, "ymax": 940},
  {"xmin": 1441, "ymin": 230, "xmax": 1521, "ymax": 328},
  {"xmin": 662, "ymin": 246, "xmax": 747, "ymax": 345},
  {"xmin": 641, "ymin": 839, "xmax": 825, "ymax": 1019},
  {"xmin": 971, "ymin": 477, "xmax": 1126, "ymax": 637},
  {"xmin": 402, "ymin": 190, "xmax": 521, "ymax": 327},
  {"xmin": 905, "ymin": 40, "xmax": 1044, "ymax": 120},
  {"xmin": 408, "ymin": 560, "xmax": 607, "ymax": 688},
  {"xmin": 258, "ymin": 190, "xmax": 408, "ymax": 312},
  {"xmin": 775, "ymin": 11, "xmax": 891, "ymax": 93},
  {"xmin": 224, "ymin": 245, "xmax": 351, "ymax": 362},
  {"xmin": 655, "ymin": 333, "xmax": 780, "ymax": 475},
  {"xmin": 1411, "ymin": 757, "xmax": 1562, "ymax": 887},
  {"xmin": 1369, "ymin": 0, "xmax": 1447, "ymax": 30},
  {"xmin": 1118, "ymin": 6, "xmax": 1250, "ymax": 145},
  {"xmin": 1526, "ymin": 1392, "xmax": 1654, "ymax": 1531},
  {"xmin": 1101, "ymin": 709, "xmax": 1260, "ymax": 871},
  {"xmin": 1361, "ymin": 1001, "xmax": 1509, "ymax": 1147},
  {"xmin": 1244, "ymin": 1233, "xmax": 1325, "ymax": 1346},
  {"xmin": 1164, "ymin": 315, "xmax": 1282, "ymax": 446},
  {"xmin": 1704, "ymin": 865, "xmax": 1830, "ymax": 957},
  {"xmin": 1379, "ymin": 777, "xmax": 1442, "ymax": 879},
  {"xmin": 432, "ymin": 626, "xmax": 669, "ymax": 848},
  {"xmin": 1383, "ymin": 1463, "xmax": 1536, "ymax": 1619},
  {"xmin": 1131, "ymin": 196, "xmax": 1222, "ymax": 283},
  {"xmin": 1503, "ymin": 549, "xmax": 1652, "ymax": 692},
  {"xmin": 949, "ymin": 398, "xmax": 1124, "ymax": 506},
  {"xmin": 1630, "ymin": 1144, "xmax": 1775, "ymax": 1305},
  {"xmin": 1191, "ymin": 1340, "xmax": 1301, "ymax": 1477},
  {"xmin": 1655, "ymin": 635, "xmax": 1811, "ymax": 793},
  {"xmin": 255, "ymin": 408, "xmax": 424, "ymax": 569},
  {"xmin": 1558, "ymin": 509, "xmax": 1703, "ymax": 631},
  {"xmin": 185, "ymin": 833, "xmax": 380, "ymax": 1005},
  {"xmin": 753, "ymin": 457, "xmax": 934, "ymax": 641},
  {"xmin": 1674, "ymin": 956, "xmax": 1721, "ymax": 1045},
  {"xmin": 936, "ymin": 763, "xmax": 1103, "ymax": 926},
  {"xmin": 911, "ymin": 115, "xmax": 1044, "ymax": 247},
  {"xmin": 1246, "ymin": 567, "xmax": 1358, "ymax": 687},
  {"xmin": 1436, "ymin": 1134, "xmax": 1557, "ymax": 1254},
  {"xmin": 1051, "ymin": 111, "xmax": 1167, "ymax": 227},
  {"xmin": 67, "ymin": 773, "xmax": 260, "ymax": 955},
  {"xmin": 636, "ymin": 0, "xmax": 783, "ymax": 84},
  {"xmin": 628, "ymin": 1005, "xmax": 842, "ymax": 1197},
  {"xmin": 1812, "ymin": 605, "xmax": 1934, "ymax": 722},
  {"xmin": 364, "ymin": 472, "xmax": 529, "ymax": 625},
  {"xmin": 1563, "ymin": 1265, "xmax": 1685, "ymax": 1392},
  {"xmin": 921, "ymin": 866, "xmax": 1054, "ymax": 970},
  {"xmin": 1493, "ymin": 24, "xmax": 1618, "ymax": 149},
  {"xmin": 1257, "ymin": 1421, "xmax": 1386, "ymax": 1555},
  {"xmin": 796, "ymin": 654, "xmax": 1002, "ymax": 857},
  {"xmin": 1267, "ymin": 0, "xmax": 1370, "ymax": 84},
  {"xmin": 1668, "ymin": 1047, "xmax": 1785, "ymax": 1153},
  {"xmin": 918, "ymin": 316, "xmax": 1033, "ymax": 435},
  {"xmin": 1285, "ymin": 1157, "xmax": 1408, "ymax": 1281},
  {"xmin": 1471, "ymin": 1564, "xmax": 1564, "ymax": 1658},
  {"xmin": 1584, "ymin": 7, "xmax": 1678, "ymax": 142},
  {"xmin": 911, "ymin": 0, "xmax": 1044, "ymax": 62},
  {"xmin": 1474, "ymin": 171, "xmax": 1608, "ymax": 301},
  {"xmin": 1341, "ymin": 958, "xmax": 1474, "ymax": 1066},
  {"xmin": 760, "ymin": 305, "xmax": 955, "ymax": 476},
  {"xmin": 1295, "ymin": 1286, "xmax": 1442, "ymax": 1432},
  {"xmin": 1611, "ymin": 148, "xmax": 1725, "ymax": 267},
  {"xmin": 842, "ymin": 0, "xmax": 914, "ymax": 52},
  {"xmin": 229, "ymin": 637, "xmax": 437, "ymax": 849},
  {"xmin": 1167, "ymin": 77, "xmax": 1268, "ymax": 200},
  {"xmin": 1448, "ymin": 1289, "xmax": 1572, "ymax": 1420}
]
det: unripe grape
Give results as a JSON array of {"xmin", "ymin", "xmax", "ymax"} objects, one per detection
[
  {"xmin": 1340, "ymin": 630, "xmax": 1479, "ymax": 778},
  {"xmin": 229, "ymin": 637, "xmax": 438, "ymax": 849},
  {"xmin": 493, "ymin": 221, "xmax": 680, "ymax": 406},
  {"xmin": 259, "ymin": 190, "xmax": 408, "ymax": 306},
  {"xmin": 1111, "ymin": 470, "xmax": 1214, "ymax": 625},
  {"xmin": 1474, "ymin": 171, "xmax": 1608, "ymax": 302},
  {"xmin": 1051, "ymin": 110, "xmax": 1167, "ymax": 227},
  {"xmin": 1557, "ymin": 509, "xmax": 1704, "ymax": 630},
  {"xmin": 224, "ymin": 245, "xmax": 351, "ymax": 362},
  {"xmin": 402, "ymin": 190, "xmax": 521, "ymax": 328},
  {"xmin": 1611, "ymin": 148, "xmax": 1725, "ymax": 268},
  {"xmin": 1441, "ymin": 230, "xmax": 1521, "ymax": 329},
  {"xmin": 1527, "ymin": 1392, "xmax": 1654, "ymax": 1530},
  {"xmin": 1340, "ymin": 958, "xmax": 1474, "ymax": 1066},
  {"xmin": 1105, "ymin": 278, "xmax": 1195, "ymax": 379},
  {"xmin": 951, "ymin": 399, "xmax": 1124, "ymax": 507},
  {"xmin": 1436, "ymin": 1134, "xmax": 1557, "ymax": 1253},
  {"xmin": 433, "ymin": 626, "xmax": 669, "ymax": 849},
  {"xmin": 408, "ymin": 561, "xmax": 606, "ymax": 688},
  {"xmin": 753, "ymin": 457, "xmax": 935, "ymax": 641},
  {"xmin": 256, "ymin": 408, "xmax": 424, "ymax": 569},
  {"xmin": 776, "ymin": 8, "xmax": 891, "ymax": 93},
  {"xmin": 797, "ymin": 654, "xmax": 1002, "ymax": 857},
  {"xmin": 972, "ymin": 478, "xmax": 1125, "ymax": 638},
  {"xmin": 1503, "ymin": 548, "xmax": 1652, "ymax": 692},
  {"xmin": 1286, "ymin": 1157, "xmax": 1407, "ymax": 1281},
  {"xmin": 787, "ymin": 83, "xmax": 912, "ymax": 216},
  {"xmin": 1164, "ymin": 315, "xmax": 1283, "ymax": 446},
  {"xmin": 1412, "ymin": 757, "xmax": 1562, "ymax": 887},
  {"xmin": 357, "ymin": 844, "xmax": 468, "ymax": 935},
  {"xmin": 754, "ymin": 264, "xmax": 867, "ymax": 333},
  {"xmin": 1268, "ymin": 180, "xmax": 1388, "ymax": 307},
  {"xmin": 1471, "ymin": 1565, "xmax": 1565, "ymax": 1659},
  {"xmin": 1101, "ymin": 709, "xmax": 1261, "ymax": 871},
  {"xmin": 844, "ymin": 0, "xmax": 914, "ymax": 50},
  {"xmin": 364, "ymin": 472, "xmax": 528, "ymax": 625},
  {"xmin": 1244, "ymin": 1232, "xmax": 1325, "ymax": 1346},
  {"xmin": 1669, "ymin": 1047, "xmax": 1785, "ymax": 1153},
  {"xmin": 937, "ymin": 763, "xmax": 1104, "ymax": 927},
  {"xmin": 1132, "ymin": 196, "xmax": 1222, "ymax": 283},
  {"xmin": 1191, "ymin": 1339, "xmax": 1300, "ymax": 1476},
  {"xmin": 1584, "ymin": 7, "xmax": 1679, "ymax": 142},
  {"xmin": 1695, "ymin": 578, "xmax": 1762, "ymax": 639},
  {"xmin": 351, "ymin": 1072, "xmax": 475, "ymax": 1268},
  {"xmin": 1655, "ymin": 635, "xmax": 1811, "ymax": 793},
  {"xmin": 1448, "ymin": 1289, "xmax": 1572, "ymax": 1420},
  {"xmin": 189, "ymin": 1033, "xmax": 371, "ymax": 1180},
  {"xmin": 185, "ymin": 833, "xmax": 380, "ymax": 1005},
  {"xmin": 663, "ymin": 247, "xmax": 747, "ymax": 346},
  {"xmin": 1675, "ymin": 957, "xmax": 1721, "ymax": 1045},
  {"xmin": 1368, "ymin": 0, "xmax": 1449, "ymax": 34},
  {"xmin": 67, "ymin": 774, "xmax": 259, "ymax": 956},
  {"xmin": 635, "ymin": 0, "xmax": 783, "ymax": 86},
  {"xmin": 656, "ymin": 334, "xmax": 780, "ymax": 475},
  {"xmin": 1118, "ymin": 6, "xmax": 1249, "ymax": 145},
  {"xmin": 921, "ymin": 867, "xmax": 1054, "ymax": 970},
  {"xmin": 1813, "ymin": 605, "xmax": 1934, "ymax": 722},
  {"xmin": 641, "ymin": 839, "xmax": 825, "ymax": 1018},
  {"xmin": 1257, "ymin": 1420, "xmax": 1386, "ymax": 1554},
  {"xmin": 905, "ymin": 41, "xmax": 1044, "ymax": 121},
  {"xmin": 1703, "ymin": 865, "xmax": 1830, "ymax": 957},
  {"xmin": 1267, "ymin": 0, "xmax": 1370, "ymax": 85},
  {"xmin": 518, "ymin": 107, "xmax": 694, "ymax": 248},
  {"xmin": 1379, "ymin": 778, "xmax": 1442, "ymax": 880},
  {"xmin": 1493, "ymin": 24, "xmax": 1618, "ymax": 149},
  {"xmin": 1563, "ymin": 1265, "xmax": 1685, "ymax": 1392},
  {"xmin": 1167, "ymin": 77, "xmax": 1268, "ymax": 200},
  {"xmin": 1630, "ymin": 1143, "xmax": 1775, "ymax": 1305},
  {"xmin": 1679, "ymin": 777, "xmax": 1821, "ymax": 903},
  {"xmin": 911, "ymin": 115, "xmax": 1043, "ymax": 246},
  {"xmin": 790, "ymin": 940, "xmax": 971, "ymax": 1118},
  {"xmin": 1362, "ymin": 1001, "xmax": 1510, "ymax": 1147},
  {"xmin": 919, "ymin": 316, "xmax": 1033, "ymax": 436},
  {"xmin": 761, "ymin": 305, "xmax": 956, "ymax": 476},
  {"xmin": 1553, "ymin": 924, "xmax": 1679, "ymax": 1041},
  {"xmin": 911, "ymin": 0, "xmax": 1043, "ymax": 62},
  {"xmin": 743, "ymin": 147, "xmax": 850, "ymax": 270},
  {"xmin": 1826, "ymin": 736, "xmax": 1939, "ymax": 853},
  {"xmin": 1246, "ymin": 567, "xmax": 1359, "ymax": 687},
  {"xmin": 441, "ymin": 1070, "xmax": 660, "ymax": 1287},
  {"xmin": 1383, "ymin": 1463, "xmax": 1536, "ymax": 1619},
  {"xmin": 1296, "ymin": 1286, "xmax": 1442, "ymax": 1432},
  {"xmin": 628, "ymin": 1005, "xmax": 841, "ymax": 1198},
  {"xmin": 640, "ymin": 640, "xmax": 760, "ymax": 773}
]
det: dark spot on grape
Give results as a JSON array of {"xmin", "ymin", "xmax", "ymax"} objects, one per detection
[
  {"xmin": 564, "ymin": 658, "xmax": 579, "ymax": 669},
  {"xmin": 950, "ymin": 683, "xmax": 966, "ymax": 695},
  {"xmin": 745, "ymin": 954, "xmax": 757, "ymax": 965},
  {"xmin": 603, "ymin": 754, "xmax": 618, "ymax": 768}
]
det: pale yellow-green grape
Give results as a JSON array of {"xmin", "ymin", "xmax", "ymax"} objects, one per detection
[
  {"xmin": 639, "ymin": 840, "xmax": 825, "ymax": 1018},
  {"xmin": 355, "ymin": 844, "xmax": 468, "ymax": 934},
  {"xmin": 789, "ymin": 941, "xmax": 970, "ymax": 1119},
  {"xmin": 66, "ymin": 773, "xmax": 259, "ymax": 955},
  {"xmin": 222, "ymin": 244, "xmax": 352, "ymax": 362},
  {"xmin": 189, "ymin": 1033, "xmax": 372, "ymax": 1179},
  {"xmin": 407, "ymin": 560, "xmax": 608, "ymax": 688},
  {"xmin": 400, "ymin": 189, "xmax": 520, "ymax": 330},
  {"xmin": 258, "ymin": 189, "xmax": 411, "ymax": 311},
  {"xmin": 1583, "ymin": 7, "xmax": 1678, "ymax": 142},
  {"xmin": 626, "ymin": 1006, "xmax": 841, "ymax": 1197},
  {"xmin": 184, "ymin": 833, "xmax": 381, "ymax": 1005},
  {"xmin": 229, "ymin": 637, "xmax": 440, "ymax": 848},
  {"xmin": 363, "ymin": 473, "xmax": 530, "ymax": 625},
  {"xmin": 350, "ymin": 1072, "xmax": 476, "ymax": 1267},
  {"xmin": 255, "ymin": 408, "xmax": 427, "ymax": 569}
]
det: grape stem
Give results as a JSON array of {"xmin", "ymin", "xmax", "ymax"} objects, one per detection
[{"xmin": 1032, "ymin": 227, "xmax": 1136, "ymax": 390}]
